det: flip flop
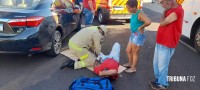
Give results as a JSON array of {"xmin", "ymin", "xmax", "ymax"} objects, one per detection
[
  {"xmin": 125, "ymin": 68, "xmax": 137, "ymax": 73},
  {"xmin": 122, "ymin": 63, "xmax": 131, "ymax": 68}
]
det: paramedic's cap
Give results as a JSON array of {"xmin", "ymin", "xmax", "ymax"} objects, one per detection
[{"xmin": 99, "ymin": 25, "xmax": 108, "ymax": 36}]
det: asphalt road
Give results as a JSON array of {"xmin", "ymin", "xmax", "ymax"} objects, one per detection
[{"xmin": 0, "ymin": 7, "xmax": 200, "ymax": 90}]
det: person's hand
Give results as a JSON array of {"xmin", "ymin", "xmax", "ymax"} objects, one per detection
[
  {"xmin": 161, "ymin": 10, "xmax": 167, "ymax": 21},
  {"xmin": 88, "ymin": 48, "xmax": 94, "ymax": 53},
  {"xmin": 89, "ymin": 48, "xmax": 97, "ymax": 55},
  {"xmin": 96, "ymin": 55, "xmax": 102, "ymax": 61},
  {"xmin": 138, "ymin": 26, "xmax": 144, "ymax": 34},
  {"xmin": 91, "ymin": 10, "xmax": 95, "ymax": 14}
]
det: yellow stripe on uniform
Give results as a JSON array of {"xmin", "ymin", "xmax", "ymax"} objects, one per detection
[
  {"xmin": 69, "ymin": 41, "xmax": 82, "ymax": 51},
  {"xmin": 80, "ymin": 61, "xmax": 85, "ymax": 67},
  {"xmin": 80, "ymin": 53, "xmax": 89, "ymax": 60},
  {"xmin": 69, "ymin": 41, "xmax": 89, "ymax": 60}
]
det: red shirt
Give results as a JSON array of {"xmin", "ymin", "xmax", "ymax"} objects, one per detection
[
  {"xmin": 156, "ymin": 5, "xmax": 184, "ymax": 48},
  {"xmin": 94, "ymin": 58, "xmax": 119, "ymax": 79},
  {"xmin": 83, "ymin": 0, "xmax": 96, "ymax": 11}
]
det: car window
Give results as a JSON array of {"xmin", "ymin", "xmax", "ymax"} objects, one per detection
[{"xmin": 0, "ymin": 0, "xmax": 41, "ymax": 8}]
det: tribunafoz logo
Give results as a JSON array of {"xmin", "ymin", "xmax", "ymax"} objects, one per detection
[{"xmin": 167, "ymin": 76, "xmax": 196, "ymax": 82}]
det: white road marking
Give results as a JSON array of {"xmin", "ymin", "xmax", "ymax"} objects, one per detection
[{"xmin": 180, "ymin": 40, "xmax": 197, "ymax": 53}]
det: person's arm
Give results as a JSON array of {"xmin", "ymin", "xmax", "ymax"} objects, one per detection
[
  {"xmin": 138, "ymin": 12, "xmax": 151, "ymax": 33},
  {"xmin": 99, "ymin": 69, "xmax": 118, "ymax": 76},
  {"xmin": 79, "ymin": 2, "xmax": 83, "ymax": 12},
  {"xmin": 88, "ymin": 0, "xmax": 95, "ymax": 14},
  {"xmin": 93, "ymin": 60, "xmax": 99, "ymax": 69},
  {"xmin": 92, "ymin": 33, "xmax": 101, "ymax": 55},
  {"xmin": 160, "ymin": 12, "xmax": 177, "ymax": 26},
  {"xmin": 161, "ymin": 10, "xmax": 167, "ymax": 22}
]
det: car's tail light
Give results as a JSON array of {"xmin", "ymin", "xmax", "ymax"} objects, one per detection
[
  {"xmin": 8, "ymin": 18, "xmax": 27, "ymax": 26},
  {"xmin": 31, "ymin": 47, "xmax": 42, "ymax": 51},
  {"xmin": 8, "ymin": 16, "xmax": 44, "ymax": 27}
]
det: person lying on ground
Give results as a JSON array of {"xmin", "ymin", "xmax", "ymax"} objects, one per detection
[{"xmin": 93, "ymin": 42, "xmax": 121, "ymax": 80}]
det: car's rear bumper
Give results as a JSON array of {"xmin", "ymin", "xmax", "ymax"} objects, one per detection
[
  {"xmin": 0, "ymin": 35, "xmax": 43, "ymax": 54},
  {"xmin": 0, "ymin": 28, "xmax": 52, "ymax": 54}
]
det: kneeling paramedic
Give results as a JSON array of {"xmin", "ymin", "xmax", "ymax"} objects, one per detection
[
  {"xmin": 60, "ymin": 25, "xmax": 108, "ymax": 69},
  {"xmin": 93, "ymin": 42, "xmax": 120, "ymax": 80}
]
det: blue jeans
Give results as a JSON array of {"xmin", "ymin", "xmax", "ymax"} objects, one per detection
[
  {"xmin": 99, "ymin": 42, "xmax": 120, "ymax": 63},
  {"xmin": 153, "ymin": 43, "xmax": 175, "ymax": 86},
  {"xmin": 129, "ymin": 31, "xmax": 146, "ymax": 46},
  {"xmin": 83, "ymin": 8, "xmax": 94, "ymax": 26}
]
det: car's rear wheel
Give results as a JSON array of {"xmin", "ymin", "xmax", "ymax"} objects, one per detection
[
  {"xmin": 46, "ymin": 30, "xmax": 62, "ymax": 57},
  {"xmin": 98, "ymin": 11, "xmax": 108, "ymax": 24},
  {"xmin": 194, "ymin": 27, "xmax": 200, "ymax": 54}
]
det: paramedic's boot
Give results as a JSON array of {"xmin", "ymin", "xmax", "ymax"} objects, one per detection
[
  {"xmin": 60, "ymin": 59, "xmax": 75, "ymax": 69},
  {"xmin": 60, "ymin": 60, "xmax": 70, "ymax": 70},
  {"xmin": 66, "ymin": 60, "xmax": 75, "ymax": 69}
]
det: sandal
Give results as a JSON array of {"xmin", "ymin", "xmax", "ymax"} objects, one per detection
[
  {"xmin": 122, "ymin": 63, "xmax": 131, "ymax": 68},
  {"xmin": 125, "ymin": 68, "xmax": 137, "ymax": 73}
]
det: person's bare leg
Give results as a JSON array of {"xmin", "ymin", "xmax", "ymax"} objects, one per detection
[
  {"xmin": 132, "ymin": 45, "xmax": 140, "ymax": 69},
  {"xmin": 99, "ymin": 70, "xmax": 118, "ymax": 76},
  {"xmin": 124, "ymin": 42, "xmax": 132, "ymax": 67},
  {"xmin": 126, "ymin": 44, "xmax": 140, "ymax": 73}
]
